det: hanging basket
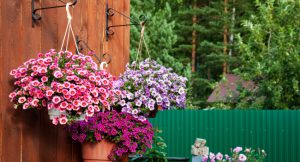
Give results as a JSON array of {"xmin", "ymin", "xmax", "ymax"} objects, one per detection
[{"xmin": 81, "ymin": 140, "xmax": 115, "ymax": 162}]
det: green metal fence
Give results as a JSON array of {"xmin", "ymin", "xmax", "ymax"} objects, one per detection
[{"xmin": 149, "ymin": 110, "xmax": 300, "ymax": 162}]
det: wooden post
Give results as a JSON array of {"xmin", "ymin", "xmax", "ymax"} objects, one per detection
[
  {"xmin": 0, "ymin": 1, "xmax": 130, "ymax": 162},
  {"xmin": 223, "ymin": 0, "xmax": 228, "ymax": 75}
]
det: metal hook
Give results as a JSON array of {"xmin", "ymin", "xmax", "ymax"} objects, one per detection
[
  {"xmin": 105, "ymin": 2, "xmax": 146, "ymax": 41},
  {"xmin": 32, "ymin": 0, "xmax": 77, "ymax": 27},
  {"xmin": 75, "ymin": 36, "xmax": 112, "ymax": 65}
]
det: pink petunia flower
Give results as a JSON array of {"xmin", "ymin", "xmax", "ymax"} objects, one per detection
[
  {"xmin": 59, "ymin": 116, "xmax": 68, "ymax": 125},
  {"xmin": 101, "ymin": 78, "xmax": 109, "ymax": 85},
  {"xmin": 216, "ymin": 152, "xmax": 223, "ymax": 161},
  {"xmin": 52, "ymin": 96, "xmax": 61, "ymax": 104},
  {"xmin": 46, "ymin": 90, "xmax": 54, "ymax": 97},
  {"xmin": 38, "ymin": 67, "xmax": 47, "ymax": 74},
  {"xmin": 238, "ymin": 154, "xmax": 247, "ymax": 162},
  {"xmin": 18, "ymin": 97, "xmax": 27, "ymax": 104},
  {"xmin": 53, "ymin": 71, "xmax": 63, "ymax": 78},
  {"xmin": 233, "ymin": 147, "xmax": 243, "ymax": 153},
  {"xmin": 41, "ymin": 76, "xmax": 48, "ymax": 82},
  {"xmin": 23, "ymin": 103, "xmax": 30, "ymax": 109}
]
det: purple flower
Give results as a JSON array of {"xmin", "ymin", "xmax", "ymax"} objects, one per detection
[
  {"xmin": 114, "ymin": 59, "xmax": 187, "ymax": 117},
  {"xmin": 67, "ymin": 111, "xmax": 154, "ymax": 160}
]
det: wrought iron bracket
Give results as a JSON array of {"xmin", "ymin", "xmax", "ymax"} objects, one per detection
[
  {"xmin": 76, "ymin": 36, "xmax": 112, "ymax": 65},
  {"xmin": 106, "ymin": 2, "xmax": 146, "ymax": 41},
  {"xmin": 32, "ymin": 0, "xmax": 77, "ymax": 27}
]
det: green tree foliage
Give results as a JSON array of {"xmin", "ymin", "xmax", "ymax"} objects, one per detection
[
  {"xmin": 235, "ymin": 0, "xmax": 300, "ymax": 109},
  {"xmin": 130, "ymin": 0, "xmax": 189, "ymax": 75},
  {"xmin": 170, "ymin": 0, "xmax": 254, "ymax": 108}
]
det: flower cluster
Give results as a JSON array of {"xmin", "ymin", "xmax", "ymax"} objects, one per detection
[
  {"xmin": 9, "ymin": 49, "xmax": 119, "ymax": 125},
  {"xmin": 202, "ymin": 147, "xmax": 267, "ymax": 162},
  {"xmin": 115, "ymin": 58, "xmax": 187, "ymax": 117},
  {"xmin": 67, "ymin": 111, "xmax": 154, "ymax": 160}
]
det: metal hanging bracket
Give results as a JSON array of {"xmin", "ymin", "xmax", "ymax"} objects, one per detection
[
  {"xmin": 32, "ymin": 0, "xmax": 77, "ymax": 27},
  {"xmin": 75, "ymin": 36, "xmax": 112, "ymax": 65},
  {"xmin": 106, "ymin": 2, "xmax": 147, "ymax": 41}
]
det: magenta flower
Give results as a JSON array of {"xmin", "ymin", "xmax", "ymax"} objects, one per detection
[{"xmin": 67, "ymin": 111, "xmax": 154, "ymax": 160}]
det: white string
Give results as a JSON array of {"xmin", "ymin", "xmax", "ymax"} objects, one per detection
[
  {"xmin": 143, "ymin": 35, "xmax": 151, "ymax": 59},
  {"xmin": 135, "ymin": 23, "xmax": 151, "ymax": 64},
  {"xmin": 60, "ymin": 3, "xmax": 80, "ymax": 54},
  {"xmin": 135, "ymin": 24, "xmax": 145, "ymax": 63}
]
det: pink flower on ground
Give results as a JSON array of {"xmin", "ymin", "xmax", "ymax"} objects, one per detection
[
  {"xmin": 233, "ymin": 147, "xmax": 243, "ymax": 153},
  {"xmin": 52, "ymin": 96, "xmax": 61, "ymax": 104},
  {"xmin": 225, "ymin": 154, "xmax": 230, "ymax": 160},
  {"xmin": 209, "ymin": 153, "xmax": 215, "ymax": 160},
  {"xmin": 216, "ymin": 152, "xmax": 223, "ymax": 161},
  {"xmin": 202, "ymin": 155, "xmax": 208, "ymax": 162},
  {"xmin": 238, "ymin": 154, "xmax": 247, "ymax": 162}
]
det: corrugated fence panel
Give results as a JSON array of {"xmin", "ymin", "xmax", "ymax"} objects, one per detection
[{"xmin": 149, "ymin": 110, "xmax": 300, "ymax": 162}]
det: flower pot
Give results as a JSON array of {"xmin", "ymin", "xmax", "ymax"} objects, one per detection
[
  {"xmin": 48, "ymin": 108, "xmax": 61, "ymax": 120},
  {"xmin": 81, "ymin": 140, "xmax": 115, "ymax": 162}
]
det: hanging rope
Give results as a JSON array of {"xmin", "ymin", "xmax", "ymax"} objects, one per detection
[
  {"xmin": 60, "ymin": 2, "xmax": 80, "ymax": 54},
  {"xmin": 135, "ymin": 22, "xmax": 151, "ymax": 63}
]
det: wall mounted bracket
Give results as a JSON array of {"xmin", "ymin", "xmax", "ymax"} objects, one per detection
[
  {"xmin": 106, "ymin": 2, "xmax": 146, "ymax": 41},
  {"xmin": 76, "ymin": 36, "xmax": 112, "ymax": 65},
  {"xmin": 32, "ymin": 0, "xmax": 77, "ymax": 27}
]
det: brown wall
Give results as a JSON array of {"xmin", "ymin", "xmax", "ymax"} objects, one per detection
[{"xmin": 0, "ymin": 0, "xmax": 130, "ymax": 162}]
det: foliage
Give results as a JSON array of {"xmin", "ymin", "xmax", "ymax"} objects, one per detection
[
  {"xmin": 8, "ymin": 50, "xmax": 119, "ymax": 124},
  {"xmin": 67, "ymin": 111, "xmax": 154, "ymax": 160},
  {"xmin": 234, "ymin": 0, "xmax": 300, "ymax": 109},
  {"xmin": 130, "ymin": 128, "xmax": 168, "ymax": 162},
  {"xmin": 204, "ymin": 147, "xmax": 267, "ymax": 162},
  {"xmin": 130, "ymin": 0, "xmax": 193, "ymax": 106},
  {"xmin": 115, "ymin": 59, "xmax": 187, "ymax": 118}
]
